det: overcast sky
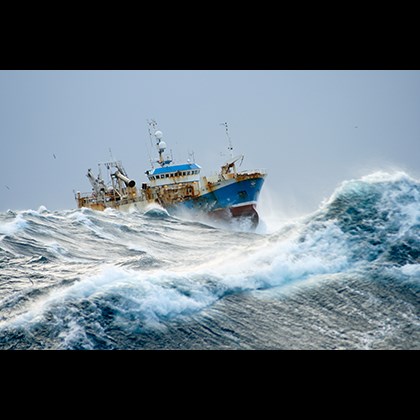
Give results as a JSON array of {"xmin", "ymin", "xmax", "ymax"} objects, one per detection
[{"xmin": 1, "ymin": 70, "xmax": 419, "ymax": 216}]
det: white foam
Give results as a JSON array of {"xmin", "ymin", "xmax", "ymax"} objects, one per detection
[
  {"xmin": 58, "ymin": 319, "xmax": 94, "ymax": 350},
  {"xmin": 37, "ymin": 205, "xmax": 49, "ymax": 214},
  {"xmin": 360, "ymin": 170, "xmax": 416, "ymax": 184},
  {"xmin": 0, "ymin": 214, "xmax": 28, "ymax": 235},
  {"xmin": 400, "ymin": 264, "xmax": 420, "ymax": 278},
  {"xmin": 0, "ymin": 264, "xmax": 218, "ymax": 331}
]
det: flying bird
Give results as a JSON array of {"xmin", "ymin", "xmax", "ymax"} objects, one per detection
[
  {"xmin": 53, "ymin": 153, "xmax": 57, "ymax": 159},
  {"xmin": 5, "ymin": 185, "xmax": 10, "ymax": 190}
]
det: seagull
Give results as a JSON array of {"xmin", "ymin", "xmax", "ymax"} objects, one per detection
[
  {"xmin": 5, "ymin": 185, "xmax": 10, "ymax": 190},
  {"xmin": 53, "ymin": 153, "xmax": 57, "ymax": 159}
]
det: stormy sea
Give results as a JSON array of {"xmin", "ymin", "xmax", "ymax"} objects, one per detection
[{"xmin": 0, "ymin": 171, "xmax": 419, "ymax": 350}]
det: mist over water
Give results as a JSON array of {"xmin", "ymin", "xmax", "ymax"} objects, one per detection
[{"xmin": 0, "ymin": 171, "xmax": 419, "ymax": 349}]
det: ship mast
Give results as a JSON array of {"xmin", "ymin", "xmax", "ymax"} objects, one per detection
[
  {"xmin": 219, "ymin": 121, "xmax": 244, "ymax": 177},
  {"xmin": 220, "ymin": 121, "xmax": 233, "ymax": 158},
  {"xmin": 147, "ymin": 119, "xmax": 172, "ymax": 167}
]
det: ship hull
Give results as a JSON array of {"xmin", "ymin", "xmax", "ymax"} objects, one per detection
[
  {"xmin": 207, "ymin": 203, "xmax": 260, "ymax": 227},
  {"xmin": 169, "ymin": 175, "xmax": 265, "ymax": 228},
  {"xmin": 187, "ymin": 176, "xmax": 264, "ymax": 211}
]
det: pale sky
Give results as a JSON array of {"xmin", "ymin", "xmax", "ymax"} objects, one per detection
[{"xmin": 1, "ymin": 70, "xmax": 419, "ymax": 215}]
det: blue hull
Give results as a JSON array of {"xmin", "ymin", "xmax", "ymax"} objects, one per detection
[{"xmin": 170, "ymin": 176, "xmax": 265, "ymax": 214}]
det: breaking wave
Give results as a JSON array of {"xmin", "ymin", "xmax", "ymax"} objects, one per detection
[{"xmin": 0, "ymin": 171, "xmax": 419, "ymax": 349}]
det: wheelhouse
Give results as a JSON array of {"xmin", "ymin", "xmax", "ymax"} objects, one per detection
[{"xmin": 145, "ymin": 163, "xmax": 201, "ymax": 187}]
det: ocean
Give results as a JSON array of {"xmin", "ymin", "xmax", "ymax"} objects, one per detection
[{"xmin": 0, "ymin": 171, "xmax": 419, "ymax": 349}]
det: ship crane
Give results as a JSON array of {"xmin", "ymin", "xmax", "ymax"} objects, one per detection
[
  {"xmin": 221, "ymin": 155, "xmax": 244, "ymax": 177},
  {"xmin": 87, "ymin": 169, "xmax": 107, "ymax": 195},
  {"xmin": 114, "ymin": 169, "xmax": 136, "ymax": 188}
]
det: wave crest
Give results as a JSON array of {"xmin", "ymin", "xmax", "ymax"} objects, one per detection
[{"xmin": 315, "ymin": 171, "xmax": 420, "ymax": 266}]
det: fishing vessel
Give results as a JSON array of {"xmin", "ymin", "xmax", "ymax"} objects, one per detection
[{"xmin": 75, "ymin": 121, "xmax": 267, "ymax": 227}]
